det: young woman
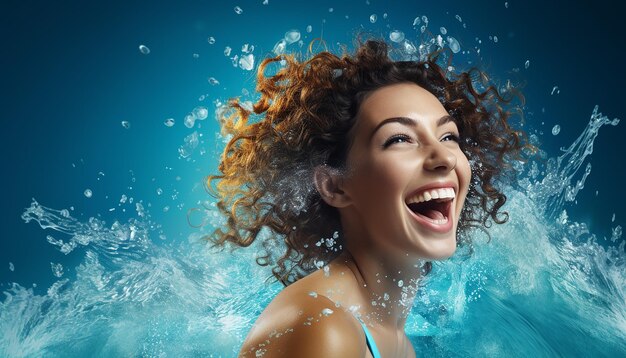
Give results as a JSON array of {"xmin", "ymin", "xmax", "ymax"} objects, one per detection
[{"xmin": 206, "ymin": 38, "xmax": 532, "ymax": 357}]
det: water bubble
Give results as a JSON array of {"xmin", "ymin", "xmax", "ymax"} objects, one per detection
[
  {"xmin": 493, "ymin": 36, "xmax": 499, "ymax": 43},
  {"xmin": 447, "ymin": 37, "xmax": 461, "ymax": 53},
  {"xmin": 413, "ymin": 17, "xmax": 421, "ymax": 26},
  {"xmin": 164, "ymin": 118, "xmax": 175, "ymax": 127},
  {"xmin": 51, "ymin": 262, "xmax": 64, "ymax": 278},
  {"xmin": 9, "ymin": 262, "xmax": 14, "ymax": 272},
  {"xmin": 192, "ymin": 53, "xmax": 199, "ymax": 59},
  {"xmin": 223, "ymin": 46, "xmax": 232, "ymax": 56},
  {"xmin": 383, "ymin": 13, "xmax": 388, "ymax": 19},
  {"xmin": 383, "ymin": 293, "xmax": 389, "ymax": 301},
  {"xmin": 163, "ymin": 206, "xmax": 170, "ymax": 212},
  {"xmin": 208, "ymin": 77, "xmax": 220, "ymax": 86},
  {"xmin": 370, "ymin": 14, "xmax": 377, "ymax": 23},
  {"xmin": 284, "ymin": 30, "xmax": 301, "ymax": 44},
  {"xmin": 389, "ymin": 30, "xmax": 405, "ymax": 43},
  {"xmin": 421, "ymin": 15, "xmax": 428, "ymax": 24},
  {"xmin": 552, "ymin": 125, "xmax": 561, "ymax": 136},
  {"xmin": 398, "ymin": 280, "xmax": 404, "ymax": 287},
  {"xmin": 455, "ymin": 14, "xmax": 463, "ymax": 22},
  {"xmin": 84, "ymin": 189, "xmax": 92, "ymax": 198},
  {"xmin": 306, "ymin": 25, "xmax": 312, "ymax": 33},
  {"xmin": 328, "ymin": 7, "xmax": 333, "ymax": 12},
  {"xmin": 402, "ymin": 40, "xmax": 417, "ymax": 54},
  {"xmin": 138, "ymin": 44, "xmax": 150, "ymax": 55},
  {"xmin": 263, "ymin": 0, "xmax": 268, "ymax": 4},
  {"xmin": 525, "ymin": 60, "xmax": 530, "ymax": 69},
  {"xmin": 321, "ymin": 308, "xmax": 334, "ymax": 316},
  {"xmin": 207, "ymin": 36, "xmax": 216, "ymax": 44},
  {"xmin": 234, "ymin": 6, "xmax": 243, "ymax": 15},
  {"xmin": 612, "ymin": 213, "xmax": 616, "ymax": 222},
  {"xmin": 308, "ymin": 291, "xmax": 318, "ymax": 298},
  {"xmin": 611, "ymin": 225, "xmax": 622, "ymax": 243},
  {"xmin": 156, "ymin": 188, "xmax": 163, "ymax": 195},
  {"xmin": 193, "ymin": 106, "xmax": 209, "ymax": 120},
  {"xmin": 505, "ymin": 1, "xmax": 509, "ymax": 8},
  {"xmin": 184, "ymin": 114, "xmax": 196, "ymax": 128},
  {"xmin": 178, "ymin": 131, "xmax": 199, "ymax": 158},
  {"xmin": 121, "ymin": 121, "xmax": 130, "ymax": 129},
  {"xmin": 273, "ymin": 39, "xmax": 286, "ymax": 55},
  {"xmin": 440, "ymin": 27, "xmax": 447, "ymax": 35},
  {"xmin": 551, "ymin": 86, "xmax": 560, "ymax": 95}
]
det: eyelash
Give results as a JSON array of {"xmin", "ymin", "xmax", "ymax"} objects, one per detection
[{"xmin": 383, "ymin": 133, "xmax": 461, "ymax": 148}]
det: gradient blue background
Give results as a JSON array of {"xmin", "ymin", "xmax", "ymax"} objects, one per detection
[{"xmin": 2, "ymin": 0, "xmax": 624, "ymax": 296}]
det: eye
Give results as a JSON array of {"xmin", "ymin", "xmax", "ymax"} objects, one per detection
[
  {"xmin": 383, "ymin": 134, "xmax": 413, "ymax": 148},
  {"xmin": 441, "ymin": 133, "xmax": 461, "ymax": 143}
]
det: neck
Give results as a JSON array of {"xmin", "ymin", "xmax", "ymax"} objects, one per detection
[{"xmin": 335, "ymin": 245, "xmax": 427, "ymax": 331}]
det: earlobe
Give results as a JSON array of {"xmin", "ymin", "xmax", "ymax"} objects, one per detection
[{"xmin": 313, "ymin": 165, "xmax": 351, "ymax": 208}]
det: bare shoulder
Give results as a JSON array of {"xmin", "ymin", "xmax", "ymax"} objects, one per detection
[{"xmin": 238, "ymin": 282, "xmax": 366, "ymax": 358}]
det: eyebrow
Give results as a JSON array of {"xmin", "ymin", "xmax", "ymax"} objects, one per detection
[{"xmin": 369, "ymin": 115, "xmax": 455, "ymax": 142}]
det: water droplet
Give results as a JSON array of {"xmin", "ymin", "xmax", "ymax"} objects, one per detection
[
  {"xmin": 224, "ymin": 46, "xmax": 232, "ymax": 56},
  {"xmin": 413, "ymin": 17, "xmax": 421, "ymax": 26},
  {"xmin": 238, "ymin": 54, "xmax": 254, "ymax": 70},
  {"xmin": 505, "ymin": 1, "xmax": 509, "ymax": 8},
  {"xmin": 234, "ymin": 6, "xmax": 243, "ymax": 15},
  {"xmin": 51, "ymin": 262, "xmax": 64, "ymax": 278},
  {"xmin": 138, "ymin": 44, "xmax": 150, "ymax": 55},
  {"xmin": 207, "ymin": 36, "xmax": 215, "ymax": 44},
  {"xmin": 328, "ymin": 7, "xmax": 333, "ymax": 13},
  {"xmin": 440, "ymin": 27, "xmax": 447, "ymax": 35},
  {"xmin": 389, "ymin": 30, "xmax": 405, "ymax": 43},
  {"xmin": 552, "ymin": 124, "xmax": 561, "ymax": 136},
  {"xmin": 156, "ymin": 188, "xmax": 163, "ymax": 195},
  {"xmin": 9, "ymin": 262, "xmax": 14, "ymax": 271},
  {"xmin": 493, "ymin": 36, "xmax": 499, "ymax": 43},
  {"xmin": 60, "ymin": 209, "xmax": 70, "ymax": 218},
  {"xmin": 321, "ymin": 308, "xmax": 334, "ymax": 316},
  {"xmin": 164, "ymin": 118, "xmax": 175, "ymax": 127},
  {"xmin": 383, "ymin": 13, "xmax": 388, "ymax": 19},
  {"xmin": 612, "ymin": 213, "xmax": 616, "ymax": 222},
  {"xmin": 551, "ymin": 86, "xmax": 560, "ymax": 95},
  {"xmin": 308, "ymin": 291, "xmax": 318, "ymax": 298},
  {"xmin": 193, "ymin": 106, "xmax": 209, "ymax": 120},
  {"xmin": 184, "ymin": 114, "xmax": 196, "ymax": 128},
  {"xmin": 455, "ymin": 14, "xmax": 462, "ymax": 22},
  {"xmin": 398, "ymin": 280, "xmax": 404, "ymax": 287},
  {"xmin": 383, "ymin": 293, "xmax": 389, "ymax": 301},
  {"xmin": 370, "ymin": 14, "xmax": 377, "ymax": 23},
  {"xmin": 121, "ymin": 120, "xmax": 130, "ymax": 129},
  {"xmin": 447, "ymin": 37, "xmax": 461, "ymax": 53},
  {"xmin": 208, "ymin": 77, "xmax": 220, "ymax": 86},
  {"xmin": 84, "ymin": 189, "xmax": 93, "ymax": 198},
  {"xmin": 273, "ymin": 39, "xmax": 286, "ymax": 55},
  {"xmin": 284, "ymin": 30, "xmax": 301, "ymax": 45},
  {"xmin": 525, "ymin": 60, "xmax": 530, "ymax": 69},
  {"xmin": 192, "ymin": 53, "xmax": 199, "ymax": 59},
  {"xmin": 306, "ymin": 25, "xmax": 312, "ymax": 33}
]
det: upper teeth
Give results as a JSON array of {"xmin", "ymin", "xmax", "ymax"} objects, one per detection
[{"xmin": 406, "ymin": 188, "xmax": 455, "ymax": 204}]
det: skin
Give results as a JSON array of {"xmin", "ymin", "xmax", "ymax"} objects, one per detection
[{"xmin": 239, "ymin": 82, "xmax": 472, "ymax": 357}]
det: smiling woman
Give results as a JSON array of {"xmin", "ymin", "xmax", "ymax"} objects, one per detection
[{"xmin": 205, "ymin": 38, "xmax": 535, "ymax": 357}]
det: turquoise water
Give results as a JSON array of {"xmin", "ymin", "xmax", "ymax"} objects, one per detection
[{"xmin": 2, "ymin": 1, "xmax": 625, "ymax": 356}]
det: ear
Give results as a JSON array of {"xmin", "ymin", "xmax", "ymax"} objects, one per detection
[{"xmin": 313, "ymin": 165, "xmax": 351, "ymax": 208}]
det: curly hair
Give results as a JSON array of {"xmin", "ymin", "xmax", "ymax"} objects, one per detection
[{"xmin": 204, "ymin": 38, "xmax": 535, "ymax": 286}]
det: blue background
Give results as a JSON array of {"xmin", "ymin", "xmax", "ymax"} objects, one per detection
[{"xmin": 2, "ymin": 0, "xmax": 624, "ymax": 293}]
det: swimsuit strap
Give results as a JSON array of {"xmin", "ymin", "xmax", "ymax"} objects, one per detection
[{"xmin": 357, "ymin": 318, "xmax": 382, "ymax": 358}]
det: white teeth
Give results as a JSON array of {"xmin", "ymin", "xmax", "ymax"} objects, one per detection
[{"xmin": 406, "ymin": 187, "xmax": 455, "ymax": 205}]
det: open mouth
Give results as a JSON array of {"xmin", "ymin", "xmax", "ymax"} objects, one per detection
[
  {"xmin": 404, "ymin": 186, "xmax": 456, "ymax": 232},
  {"xmin": 406, "ymin": 199, "xmax": 452, "ymax": 222}
]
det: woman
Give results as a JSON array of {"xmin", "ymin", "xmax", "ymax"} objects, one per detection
[{"xmin": 206, "ymin": 38, "xmax": 532, "ymax": 357}]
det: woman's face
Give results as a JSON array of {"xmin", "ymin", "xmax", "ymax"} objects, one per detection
[{"xmin": 340, "ymin": 82, "xmax": 471, "ymax": 260}]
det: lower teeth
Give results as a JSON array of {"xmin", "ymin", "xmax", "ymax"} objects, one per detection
[{"xmin": 421, "ymin": 215, "xmax": 448, "ymax": 225}]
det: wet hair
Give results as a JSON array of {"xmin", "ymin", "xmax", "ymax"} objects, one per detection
[{"xmin": 204, "ymin": 38, "xmax": 535, "ymax": 286}]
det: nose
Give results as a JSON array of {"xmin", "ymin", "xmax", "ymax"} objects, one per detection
[{"xmin": 423, "ymin": 141, "xmax": 457, "ymax": 172}]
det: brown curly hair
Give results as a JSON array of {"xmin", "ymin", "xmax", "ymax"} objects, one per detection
[{"xmin": 204, "ymin": 38, "xmax": 535, "ymax": 286}]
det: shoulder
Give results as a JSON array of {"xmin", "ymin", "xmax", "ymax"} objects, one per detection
[{"xmin": 239, "ymin": 286, "xmax": 366, "ymax": 358}]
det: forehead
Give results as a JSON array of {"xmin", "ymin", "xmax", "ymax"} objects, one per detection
[{"xmin": 356, "ymin": 82, "xmax": 447, "ymax": 126}]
